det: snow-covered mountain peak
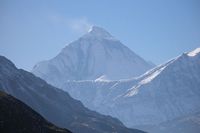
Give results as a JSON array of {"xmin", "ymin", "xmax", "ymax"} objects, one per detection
[
  {"xmin": 83, "ymin": 26, "xmax": 114, "ymax": 39},
  {"xmin": 187, "ymin": 47, "xmax": 200, "ymax": 57},
  {"xmin": 32, "ymin": 26, "xmax": 154, "ymax": 87}
]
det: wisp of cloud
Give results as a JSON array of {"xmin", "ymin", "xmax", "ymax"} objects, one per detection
[{"xmin": 67, "ymin": 17, "xmax": 93, "ymax": 34}]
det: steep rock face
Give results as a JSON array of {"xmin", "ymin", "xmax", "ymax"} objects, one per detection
[
  {"xmin": 0, "ymin": 91, "xmax": 72, "ymax": 133},
  {"xmin": 32, "ymin": 26, "xmax": 153, "ymax": 87},
  {"xmin": 60, "ymin": 48, "xmax": 200, "ymax": 131},
  {"xmin": 0, "ymin": 55, "xmax": 145, "ymax": 133}
]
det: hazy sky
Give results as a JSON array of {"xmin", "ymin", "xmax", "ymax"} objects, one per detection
[{"xmin": 0, "ymin": 0, "xmax": 200, "ymax": 71}]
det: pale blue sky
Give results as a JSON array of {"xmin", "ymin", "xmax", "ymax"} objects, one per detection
[{"xmin": 0, "ymin": 0, "xmax": 200, "ymax": 71}]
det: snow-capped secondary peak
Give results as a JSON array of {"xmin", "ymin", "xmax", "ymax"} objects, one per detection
[
  {"xmin": 84, "ymin": 26, "xmax": 113, "ymax": 39},
  {"xmin": 187, "ymin": 47, "xmax": 200, "ymax": 57},
  {"xmin": 59, "ymin": 47, "xmax": 200, "ymax": 131}
]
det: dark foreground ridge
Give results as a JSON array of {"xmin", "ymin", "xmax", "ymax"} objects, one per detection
[{"xmin": 0, "ymin": 91, "xmax": 72, "ymax": 133}]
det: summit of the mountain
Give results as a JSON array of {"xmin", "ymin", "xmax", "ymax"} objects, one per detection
[{"xmin": 84, "ymin": 26, "xmax": 114, "ymax": 39}]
